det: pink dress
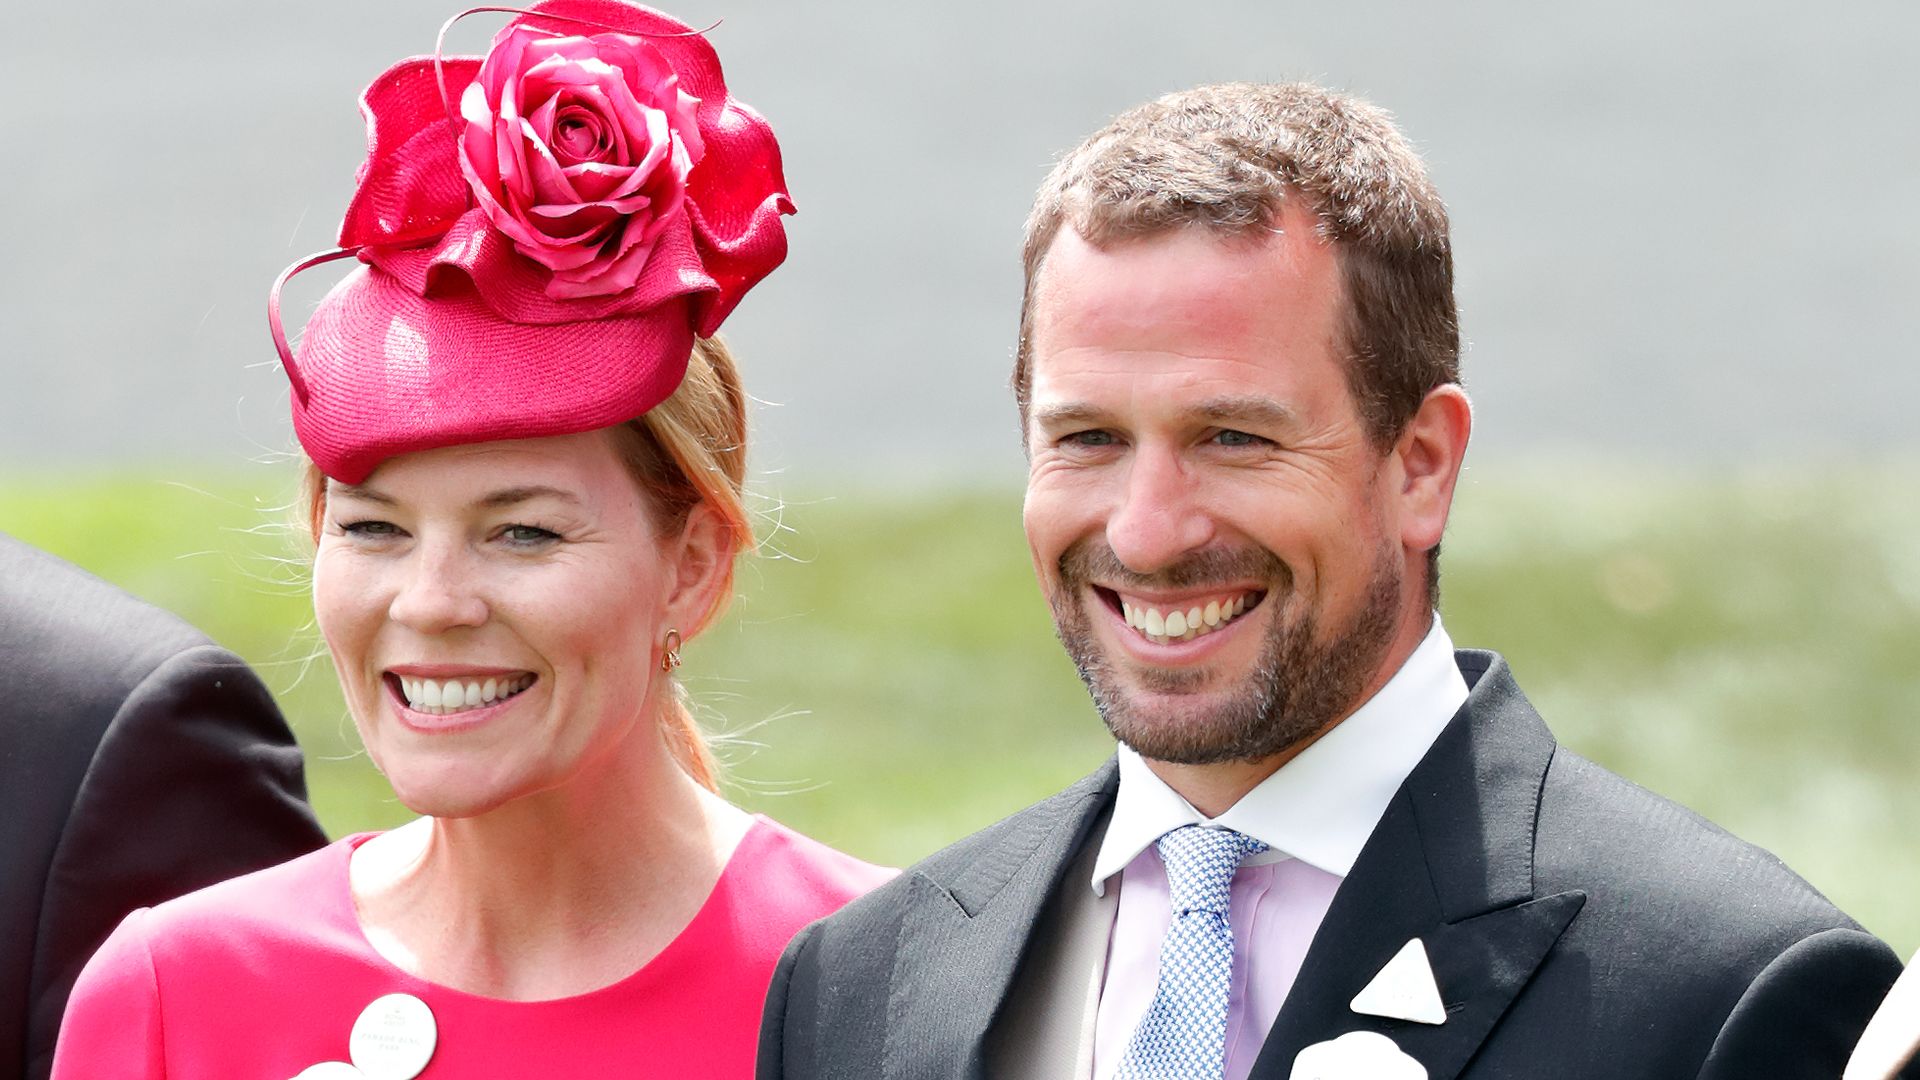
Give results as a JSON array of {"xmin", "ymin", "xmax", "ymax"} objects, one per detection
[{"xmin": 52, "ymin": 816, "xmax": 890, "ymax": 1079}]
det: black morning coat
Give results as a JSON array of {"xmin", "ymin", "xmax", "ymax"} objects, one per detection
[
  {"xmin": 0, "ymin": 534, "xmax": 328, "ymax": 1080},
  {"xmin": 759, "ymin": 650, "xmax": 1912, "ymax": 1079}
]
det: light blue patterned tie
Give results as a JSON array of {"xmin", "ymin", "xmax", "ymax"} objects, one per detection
[{"xmin": 1115, "ymin": 825, "xmax": 1268, "ymax": 1080}]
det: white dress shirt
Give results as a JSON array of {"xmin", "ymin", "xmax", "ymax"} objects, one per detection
[{"xmin": 1088, "ymin": 617, "xmax": 1470, "ymax": 1080}]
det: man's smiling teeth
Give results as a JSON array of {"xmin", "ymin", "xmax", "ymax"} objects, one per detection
[
  {"xmin": 1120, "ymin": 593, "xmax": 1255, "ymax": 645},
  {"xmin": 398, "ymin": 674, "xmax": 534, "ymax": 715}
]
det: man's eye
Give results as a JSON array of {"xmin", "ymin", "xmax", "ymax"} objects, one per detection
[
  {"xmin": 1065, "ymin": 430, "xmax": 1116, "ymax": 448},
  {"xmin": 1213, "ymin": 429, "xmax": 1266, "ymax": 447}
]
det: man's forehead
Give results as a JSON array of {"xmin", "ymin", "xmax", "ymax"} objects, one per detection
[
  {"xmin": 1026, "ymin": 220, "xmax": 1346, "ymax": 422},
  {"xmin": 1034, "ymin": 232, "xmax": 1263, "ymax": 337},
  {"xmin": 1029, "ymin": 220, "xmax": 1341, "ymax": 358}
]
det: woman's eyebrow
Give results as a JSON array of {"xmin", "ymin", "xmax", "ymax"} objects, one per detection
[
  {"xmin": 480, "ymin": 485, "xmax": 582, "ymax": 508},
  {"xmin": 330, "ymin": 482, "xmax": 395, "ymax": 505}
]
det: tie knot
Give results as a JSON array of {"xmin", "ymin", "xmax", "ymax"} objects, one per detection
[{"xmin": 1155, "ymin": 825, "xmax": 1266, "ymax": 915}]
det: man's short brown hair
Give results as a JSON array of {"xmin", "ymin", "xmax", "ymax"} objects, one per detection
[{"xmin": 1015, "ymin": 82, "xmax": 1460, "ymax": 450}]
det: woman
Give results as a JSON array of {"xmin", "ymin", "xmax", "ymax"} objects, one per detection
[{"xmin": 52, "ymin": 3, "xmax": 888, "ymax": 1077}]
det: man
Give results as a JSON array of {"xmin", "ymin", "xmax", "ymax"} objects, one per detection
[
  {"xmin": 758, "ymin": 83, "xmax": 1904, "ymax": 1079},
  {"xmin": 0, "ymin": 534, "xmax": 327, "ymax": 1080}
]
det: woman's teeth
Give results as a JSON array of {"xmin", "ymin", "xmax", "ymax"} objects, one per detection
[
  {"xmin": 398, "ymin": 674, "xmax": 534, "ymax": 715},
  {"xmin": 1120, "ymin": 593, "xmax": 1256, "ymax": 644}
]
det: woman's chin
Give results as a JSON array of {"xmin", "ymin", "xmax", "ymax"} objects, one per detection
[{"xmin": 381, "ymin": 767, "xmax": 526, "ymax": 821}]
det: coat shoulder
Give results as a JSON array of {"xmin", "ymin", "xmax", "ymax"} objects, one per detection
[
  {"xmin": 1509, "ymin": 746, "xmax": 1898, "ymax": 1074},
  {"xmin": 1537, "ymin": 746, "xmax": 1859, "ymax": 940},
  {"xmin": 0, "ymin": 534, "xmax": 211, "ymax": 677},
  {"xmin": 792, "ymin": 759, "xmax": 1116, "ymax": 962}
]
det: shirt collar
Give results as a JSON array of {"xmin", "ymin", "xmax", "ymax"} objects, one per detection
[{"xmin": 1091, "ymin": 615, "xmax": 1468, "ymax": 894}]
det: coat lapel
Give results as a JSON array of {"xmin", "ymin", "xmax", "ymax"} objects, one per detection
[
  {"xmin": 1254, "ymin": 652, "xmax": 1586, "ymax": 1080},
  {"xmin": 883, "ymin": 759, "xmax": 1120, "ymax": 1079}
]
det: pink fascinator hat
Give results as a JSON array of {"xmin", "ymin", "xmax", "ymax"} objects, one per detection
[{"xmin": 271, "ymin": 0, "xmax": 792, "ymax": 483}]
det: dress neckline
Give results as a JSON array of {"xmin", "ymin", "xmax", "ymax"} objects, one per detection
[{"xmin": 331, "ymin": 813, "xmax": 775, "ymax": 1007}]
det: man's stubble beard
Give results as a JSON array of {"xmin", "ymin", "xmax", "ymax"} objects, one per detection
[{"xmin": 1050, "ymin": 538, "xmax": 1404, "ymax": 766}]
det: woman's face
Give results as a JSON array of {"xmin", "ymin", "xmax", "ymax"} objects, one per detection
[{"xmin": 312, "ymin": 431, "xmax": 721, "ymax": 817}]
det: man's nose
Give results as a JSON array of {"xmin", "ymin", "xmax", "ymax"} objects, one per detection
[
  {"xmin": 1105, "ymin": 446, "xmax": 1214, "ymax": 574},
  {"xmin": 386, "ymin": 540, "xmax": 489, "ymax": 633}
]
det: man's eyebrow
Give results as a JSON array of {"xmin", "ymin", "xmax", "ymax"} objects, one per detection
[
  {"xmin": 1030, "ymin": 398, "xmax": 1297, "ymax": 429},
  {"xmin": 1192, "ymin": 396, "xmax": 1297, "ymax": 429},
  {"xmin": 1030, "ymin": 403, "xmax": 1109, "ymax": 429}
]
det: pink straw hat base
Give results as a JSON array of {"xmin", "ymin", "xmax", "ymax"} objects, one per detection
[{"xmin": 292, "ymin": 266, "xmax": 692, "ymax": 484}]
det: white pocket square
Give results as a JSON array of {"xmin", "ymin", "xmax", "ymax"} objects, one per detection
[
  {"xmin": 1290, "ymin": 1031, "xmax": 1427, "ymax": 1080},
  {"xmin": 1350, "ymin": 937, "xmax": 1447, "ymax": 1025}
]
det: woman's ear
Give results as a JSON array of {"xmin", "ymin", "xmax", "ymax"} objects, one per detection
[{"xmin": 662, "ymin": 501, "xmax": 736, "ymax": 640}]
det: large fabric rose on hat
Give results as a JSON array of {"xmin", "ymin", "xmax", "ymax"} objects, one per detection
[
  {"xmin": 459, "ymin": 25, "xmax": 705, "ymax": 298},
  {"xmin": 334, "ymin": 0, "xmax": 792, "ymax": 336},
  {"xmin": 275, "ymin": 0, "xmax": 794, "ymax": 483}
]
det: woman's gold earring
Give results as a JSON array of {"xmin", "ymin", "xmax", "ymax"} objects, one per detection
[{"xmin": 661, "ymin": 628, "xmax": 683, "ymax": 672}]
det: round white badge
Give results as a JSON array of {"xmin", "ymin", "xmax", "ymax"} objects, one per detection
[
  {"xmin": 290, "ymin": 1064, "xmax": 365, "ymax": 1080},
  {"xmin": 348, "ymin": 993, "xmax": 437, "ymax": 1080}
]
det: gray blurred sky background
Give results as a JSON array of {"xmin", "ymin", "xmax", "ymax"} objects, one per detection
[{"xmin": 2, "ymin": 0, "xmax": 1915, "ymax": 482}]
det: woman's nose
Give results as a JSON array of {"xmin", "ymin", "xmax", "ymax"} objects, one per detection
[{"xmin": 386, "ymin": 542, "xmax": 489, "ymax": 633}]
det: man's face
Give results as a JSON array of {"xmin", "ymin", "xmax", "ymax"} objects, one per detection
[{"xmin": 1021, "ymin": 211, "xmax": 1417, "ymax": 765}]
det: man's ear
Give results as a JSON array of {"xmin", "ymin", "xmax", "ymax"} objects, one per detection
[
  {"xmin": 663, "ymin": 502, "xmax": 736, "ymax": 641},
  {"xmin": 1393, "ymin": 384, "xmax": 1473, "ymax": 555}
]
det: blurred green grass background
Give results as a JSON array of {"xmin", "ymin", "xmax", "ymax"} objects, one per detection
[{"xmin": 4, "ymin": 462, "xmax": 1917, "ymax": 955}]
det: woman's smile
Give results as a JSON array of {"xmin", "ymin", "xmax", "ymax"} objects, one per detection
[{"xmin": 382, "ymin": 664, "xmax": 541, "ymax": 732}]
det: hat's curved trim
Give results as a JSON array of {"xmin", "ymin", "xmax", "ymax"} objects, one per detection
[{"xmin": 269, "ymin": 247, "xmax": 362, "ymax": 406}]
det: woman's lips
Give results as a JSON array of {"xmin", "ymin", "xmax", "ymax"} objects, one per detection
[
  {"xmin": 383, "ymin": 671, "xmax": 536, "ymax": 719},
  {"xmin": 378, "ymin": 664, "xmax": 537, "ymax": 722}
]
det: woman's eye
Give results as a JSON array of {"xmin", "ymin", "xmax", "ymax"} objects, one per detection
[
  {"xmin": 340, "ymin": 520, "xmax": 402, "ymax": 539},
  {"xmin": 499, "ymin": 524, "xmax": 561, "ymax": 547}
]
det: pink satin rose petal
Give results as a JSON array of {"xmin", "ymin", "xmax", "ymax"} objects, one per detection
[
  {"xmin": 562, "ymin": 163, "xmax": 636, "ymax": 204},
  {"xmin": 529, "ymin": 32, "xmax": 610, "ymax": 67},
  {"xmin": 484, "ymin": 31, "xmax": 539, "ymax": 202},
  {"xmin": 519, "ymin": 0, "xmax": 729, "ymax": 105},
  {"xmin": 549, "ymin": 238, "xmax": 656, "ymax": 296},
  {"xmin": 668, "ymin": 87, "xmax": 705, "ymax": 168},
  {"xmin": 597, "ymin": 73, "xmax": 679, "ymax": 185},
  {"xmin": 524, "ymin": 51, "xmax": 626, "ymax": 91},
  {"xmin": 461, "ymin": 144, "xmax": 551, "ymax": 256},
  {"xmin": 457, "ymin": 82, "xmax": 501, "ymax": 181},
  {"xmin": 492, "ymin": 112, "xmax": 532, "ymax": 213},
  {"xmin": 552, "ymin": 104, "xmax": 617, "ymax": 166},
  {"xmin": 545, "ymin": 72, "xmax": 664, "ymax": 202},
  {"xmin": 519, "ymin": 117, "xmax": 591, "ymax": 215},
  {"xmin": 546, "ymin": 82, "xmax": 630, "ymax": 170},
  {"xmin": 526, "ymin": 94, "xmax": 564, "ymax": 160}
]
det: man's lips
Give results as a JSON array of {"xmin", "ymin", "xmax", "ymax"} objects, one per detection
[{"xmin": 1091, "ymin": 586, "xmax": 1268, "ymax": 645}]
